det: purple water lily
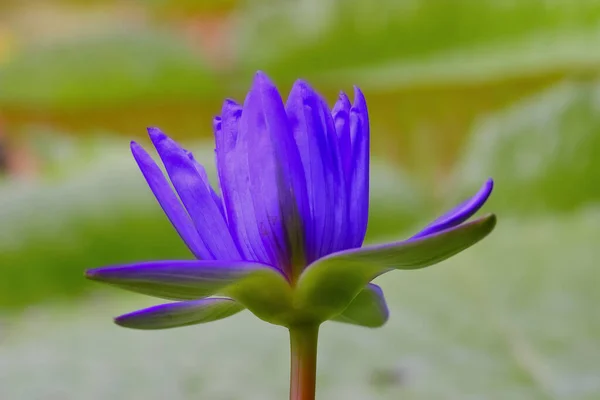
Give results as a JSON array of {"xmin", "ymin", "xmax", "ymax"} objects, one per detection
[{"xmin": 86, "ymin": 72, "xmax": 495, "ymax": 400}]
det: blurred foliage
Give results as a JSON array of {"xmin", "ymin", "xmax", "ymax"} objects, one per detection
[
  {"xmin": 455, "ymin": 80, "xmax": 600, "ymax": 214},
  {"xmin": 0, "ymin": 0, "xmax": 239, "ymax": 15},
  {"xmin": 237, "ymin": 0, "xmax": 600, "ymax": 86},
  {"xmin": 146, "ymin": 0, "xmax": 240, "ymax": 16},
  {"xmin": 2, "ymin": 210, "xmax": 599, "ymax": 399},
  {"xmin": 0, "ymin": 31, "xmax": 218, "ymax": 109},
  {"xmin": 52, "ymin": 0, "xmax": 239, "ymax": 13}
]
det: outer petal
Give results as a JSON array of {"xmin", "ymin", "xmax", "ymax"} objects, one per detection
[
  {"xmin": 148, "ymin": 128, "xmax": 240, "ymax": 260},
  {"xmin": 346, "ymin": 87, "xmax": 370, "ymax": 248},
  {"xmin": 413, "ymin": 178, "xmax": 494, "ymax": 239},
  {"xmin": 331, "ymin": 283, "xmax": 389, "ymax": 328},
  {"xmin": 216, "ymin": 72, "xmax": 309, "ymax": 273},
  {"xmin": 294, "ymin": 214, "xmax": 496, "ymax": 322},
  {"xmin": 114, "ymin": 297, "xmax": 244, "ymax": 330},
  {"xmin": 286, "ymin": 81, "xmax": 348, "ymax": 263},
  {"xmin": 130, "ymin": 141, "xmax": 210, "ymax": 259},
  {"xmin": 86, "ymin": 260, "xmax": 280, "ymax": 300}
]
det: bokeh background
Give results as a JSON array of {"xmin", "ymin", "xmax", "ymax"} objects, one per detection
[{"xmin": 0, "ymin": 0, "xmax": 599, "ymax": 399}]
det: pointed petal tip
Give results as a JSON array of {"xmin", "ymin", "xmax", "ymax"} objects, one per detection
[
  {"xmin": 112, "ymin": 298, "xmax": 245, "ymax": 330},
  {"xmin": 414, "ymin": 179, "xmax": 495, "ymax": 239},
  {"xmin": 338, "ymin": 91, "xmax": 350, "ymax": 104},
  {"xmin": 484, "ymin": 212, "xmax": 497, "ymax": 228},
  {"xmin": 469, "ymin": 213, "xmax": 497, "ymax": 236},
  {"xmin": 350, "ymin": 86, "xmax": 368, "ymax": 122},
  {"xmin": 253, "ymin": 70, "xmax": 275, "ymax": 88},
  {"xmin": 130, "ymin": 140, "xmax": 141, "ymax": 152},
  {"xmin": 147, "ymin": 126, "xmax": 167, "ymax": 143},
  {"xmin": 474, "ymin": 178, "xmax": 495, "ymax": 204},
  {"xmin": 482, "ymin": 178, "xmax": 494, "ymax": 201},
  {"xmin": 332, "ymin": 91, "xmax": 352, "ymax": 116},
  {"xmin": 84, "ymin": 267, "xmax": 103, "ymax": 281},
  {"xmin": 250, "ymin": 71, "xmax": 286, "ymax": 103},
  {"xmin": 292, "ymin": 79, "xmax": 312, "ymax": 90},
  {"xmin": 221, "ymin": 98, "xmax": 242, "ymax": 116},
  {"xmin": 113, "ymin": 311, "xmax": 156, "ymax": 329},
  {"xmin": 112, "ymin": 311, "xmax": 152, "ymax": 329},
  {"xmin": 222, "ymin": 98, "xmax": 239, "ymax": 107},
  {"xmin": 289, "ymin": 79, "xmax": 319, "ymax": 103},
  {"xmin": 352, "ymin": 85, "xmax": 365, "ymax": 101},
  {"xmin": 254, "ymin": 70, "xmax": 272, "ymax": 80},
  {"xmin": 85, "ymin": 266, "xmax": 122, "ymax": 282},
  {"xmin": 113, "ymin": 314, "xmax": 129, "ymax": 328}
]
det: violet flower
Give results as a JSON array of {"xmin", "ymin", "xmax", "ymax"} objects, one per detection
[{"xmin": 86, "ymin": 72, "xmax": 496, "ymax": 400}]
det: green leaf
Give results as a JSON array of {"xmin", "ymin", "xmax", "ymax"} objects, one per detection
[
  {"xmin": 114, "ymin": 297, "xmax": 245, "ymax": 330},
  {"xmin": 332, "ymin": 283, "xmax": 389, "ymax": 328},
  {"xmin": 455, "ymin": 80, "xmax": 600, "ymax": 214},
  {"xmin": 0, "ymin": 31, "xmax": 218, "ymax": 108},
  {"xmin": 294, "ymin": 214, "xmax": 496, "ymax": 322},
  {"xmin": 238, "ymin": 0, "xmax": 600, "ymax": 86}
]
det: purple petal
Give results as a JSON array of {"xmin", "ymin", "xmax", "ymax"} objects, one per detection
[
  {"xmin": 332, "ymin": 283, "xmax": 389, "ymax": 328},
  {"xmin": 212, "ymin": 115, "xmax": 222, "ymax": 133},
  {"xmin": 216, "ymin": 72, "xmax": 308, "ymax": 273},
  {"xmin": 214, "ymin": 100, "xmax": 240, "ymax": 151},
  {"xmin": 413, "ymin": 178, "xmax": 494, "ymax": 239},
  {"xmin": 130, "ymin": 141, "xmax": 211, "ymax": 259},
  {"xmin": 147, "ymin": 128, "xmax": 241, "ymax": 260},
  {"xmin": 346, "ymin": 87, "xmax": 370, "ymax": 248},
  {"xmin": 213, "ymin": 101, "xmax": 241, "ymax": 226},
  {"xmin": 285, "ymin": 80, "xmax": 348, "ymax": 263},
  {"xmin": 86, "ymin": 260, "xmax": 280, "ymax": 300},
  {"xmin": 115, "ymin": 297, "xmax": 244, "ymax": 330},
  {"xmin": 332, "ymin": 92, "xmax": 352, "ymax": 176},
  {"xmin": 184, "ymin": 149, "xmax": 224, "ymax": 217}
]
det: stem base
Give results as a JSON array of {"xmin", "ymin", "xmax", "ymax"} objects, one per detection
[{"xmin": 289, "ymin": 325, "xmax": 319, "ymax": 400}]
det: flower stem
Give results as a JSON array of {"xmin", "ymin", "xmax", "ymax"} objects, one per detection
[{"xmin": 289, "ymin": 324, "xmax": 320, "ymax": 400}]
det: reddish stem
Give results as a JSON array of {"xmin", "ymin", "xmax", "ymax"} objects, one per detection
[{"xmin": 289, "ymin": 325, "xmax": 319, "ymax": 400}]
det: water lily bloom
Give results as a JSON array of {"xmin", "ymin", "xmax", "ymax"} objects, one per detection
[{"xmin": 86, "ymin": 72, "xmax": 496, "ymax": 400}]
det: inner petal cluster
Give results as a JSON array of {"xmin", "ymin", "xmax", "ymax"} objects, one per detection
[{"xmin": 209, "ymin": 72, "xmax": 370, "ymax": 279}]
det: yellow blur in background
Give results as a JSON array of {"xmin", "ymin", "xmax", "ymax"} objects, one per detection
[{"xmin": 0, "ymin": 1, "xmax": 598, "ymax": 399}]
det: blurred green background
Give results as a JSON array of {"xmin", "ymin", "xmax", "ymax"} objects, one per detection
[{"xmin": 0, "ymin": 0, "xmax": 599, "ymax": 399}]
